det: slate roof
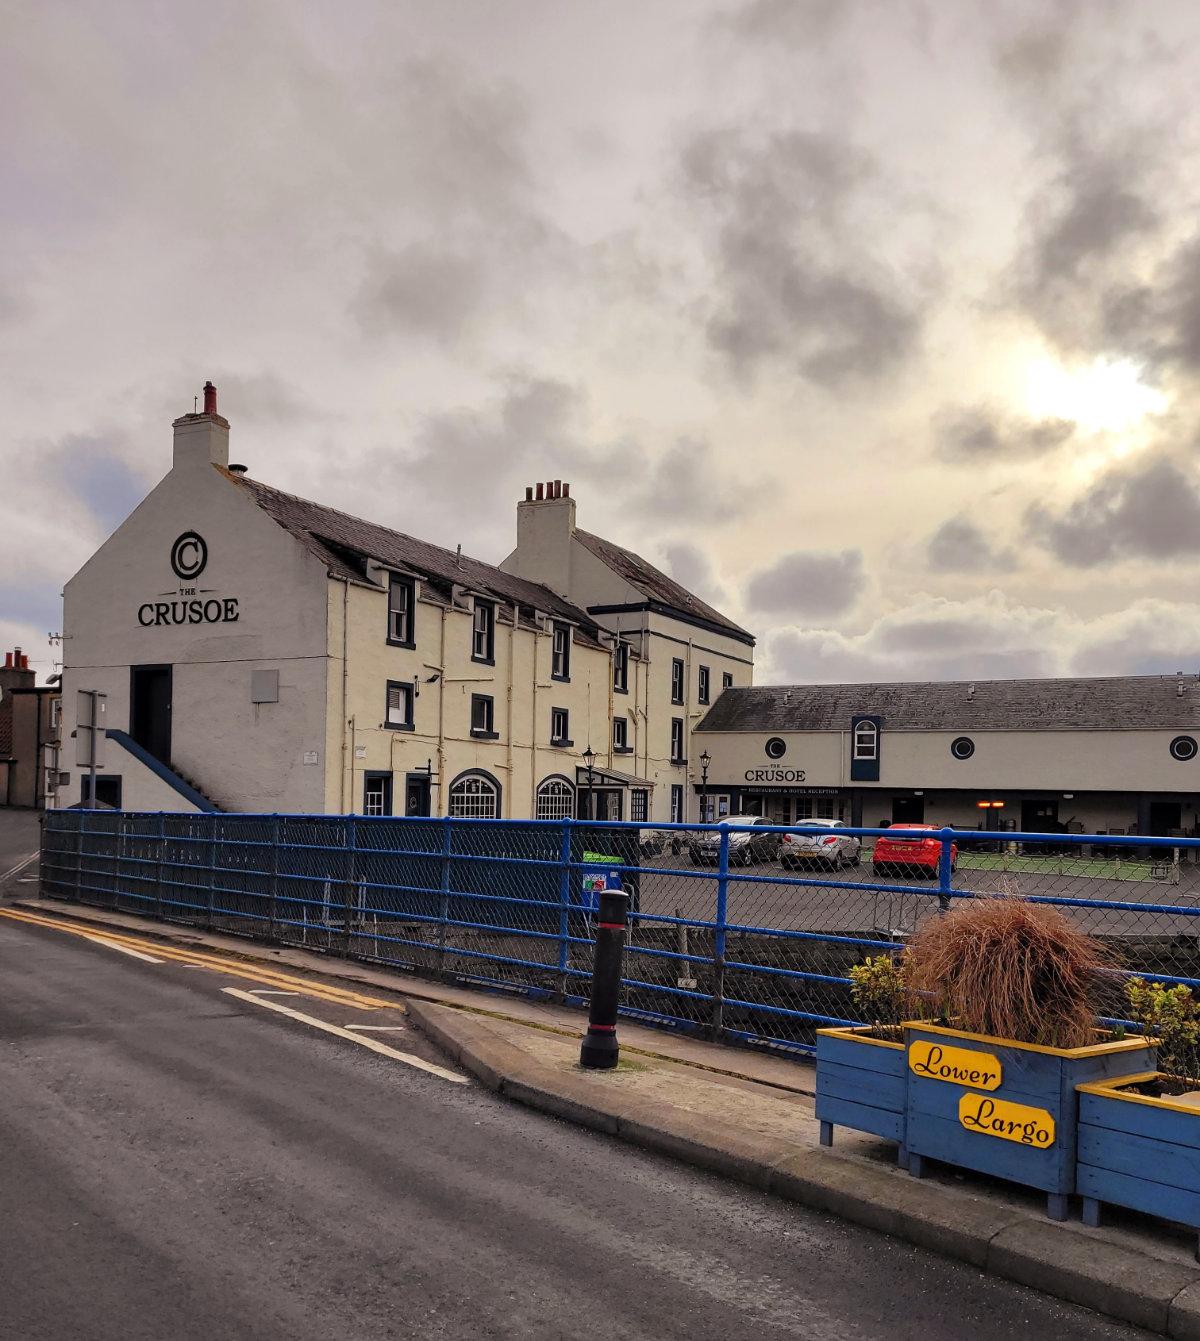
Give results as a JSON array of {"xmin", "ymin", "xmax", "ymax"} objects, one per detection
[
  {"xmin": 224, "ymin": 470, "xmax": 606, "ymax": 644},
  {"xmin": 574, "ymin": 529, "xmax": 753, "ymax": 643},
  {"xmin": 696, "ymin": 676, "xmax": 1200, "ymax": 733}
]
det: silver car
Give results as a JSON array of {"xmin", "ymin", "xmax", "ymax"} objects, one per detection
[
  {"xmin": 688, "ymin": 816, "xmax": 780, "ymax": 867},
  {"xmin": 780, "ymin": 819, "xmax": 862, "ymax": 871}
]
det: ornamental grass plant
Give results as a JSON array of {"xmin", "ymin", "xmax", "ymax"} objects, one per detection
[{"xmin": 903, "ymin": 897, "xmax": 1109, "ymax": 1049}]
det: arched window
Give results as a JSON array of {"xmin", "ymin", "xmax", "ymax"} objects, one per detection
[
  {"xmin": 448, "ymin": 770, "xmax": 501, "ymax": 819},
  {"xmin": 535, "ymin": 776, "xmax": 575, "ymax": 821},
  {"xmin": 853, "ymin": 720, "xmax": 878, "ymax": 761}
]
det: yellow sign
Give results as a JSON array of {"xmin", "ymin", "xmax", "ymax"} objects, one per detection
[
  {"xmin": 958, "ymin": 1094, "xmax": 1056, "ymax": 1148},
  {"xmin": 908, "ymin": 1040, "xmax": 1002, "ymax": 1090}
]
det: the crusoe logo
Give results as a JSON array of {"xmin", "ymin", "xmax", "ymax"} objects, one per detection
[
  {"xmin": 908, "ymin": 1040, "xmax": 1002, "ymax": 1090},
  {"xmin": 958, "ymin": 1094, "xmax": 1056, "ymax": 1147},
  {"xmin": 138, "ymin": 530, "xmax": 239, "ymax": 627},
  {"xmin": 170, "ymin": 531, "xmax": 208, "ymax": 580}
]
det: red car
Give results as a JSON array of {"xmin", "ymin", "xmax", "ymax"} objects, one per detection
[{"xmin": 870, "ymin": 824, "xmax": 957, "ymax": 878}]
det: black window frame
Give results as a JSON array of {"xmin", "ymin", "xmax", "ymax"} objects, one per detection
[
  {"xmin": 630, "ymin": 788, "xmax": 649, "ymax": 823},
  {"xmin": 363, "ymin": 771, "xmax": 393, "ymax": 817},
  {"xmin": 470, "ymin": 692, "xmax": 498, "ymax": 740},
  {"xmin": 387, "ymin": 574, "xmax": 416, "ymax": 649},
  {"xmin": 613, "ymin": 639, "xmax": 629, "ymax": 694},
  {"xmin": 551, "ymin": 622, "xmax": 572, "ymax": 681},
  {"xmin": 722, "ymin": 671, "xmax": 733, "ymax": 690},
  {"xmin": 550, "ymin": 705, "xmax": 572, "ymax": 747},
  {"xmin": 612, "ymin": 714, "xmax": 631, "ymax": 754},
  {"xmin": 671, "ymin": 657, "xmax": 685, "ymax": 704},
  {"xmin": 698, "ymin": 665, "xmax": 710, "ymax": 705},
  {"xmin": 670, "ymin": 716, "xmax": 685, "ymax": 764},
  {"xmin": 385, "ymin": 679, "xmax": 415, "ymax": 732},
  {"xmin": 670, "ymin": 784, "xmax": 683, "ymax": 824},
  {"xmin": 471, "ymin": 598, "xmax": 496, "ymax": 665}
]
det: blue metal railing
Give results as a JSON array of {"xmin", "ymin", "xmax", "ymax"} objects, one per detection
[{"xmin": 38, "ymin": 812, "xmax": 1200, "ymax": 1058}]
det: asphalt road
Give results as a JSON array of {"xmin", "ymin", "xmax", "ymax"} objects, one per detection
[
  {"xmin": 0, "ymin": 915, "xmax": 1153, "ymax": 1340},
  {"xmin": 0, "ymin": 806, "xmax": 41, "ymax": 885}
]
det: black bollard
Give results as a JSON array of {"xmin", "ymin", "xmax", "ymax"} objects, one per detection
[{"xmin": 580, "ymin": 884, "xmax": 629, "ymax": 1069}]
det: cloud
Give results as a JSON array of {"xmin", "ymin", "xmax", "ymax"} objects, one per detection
[
  {"xmin": 934, "ymin": 406, "xmax": 1075, "ymax": 461},
  {"xmin": 746, "ymin": 549, "xmax": 865, "ymax": 617},
  {"xmin": 712, "ymin": 0, "xmax": 845, "ymax": 46},
  {"xmin": 925, "ymin": 517, "xmax": 1015, "ymax": 574},
  {"xmin": 1026, "ymin": 453, "xmax": 1200, "ymax": 567},
  {"xmin": 678, "ymin": 124, "xmax": 923, "ymax": 386},
  {"xmin": 661, "ymin": 542, "xmax": 729, "ymax": 608},
  {"xmin": 353, "ymin": 244, "xmax": 487, "ymax": 345}
]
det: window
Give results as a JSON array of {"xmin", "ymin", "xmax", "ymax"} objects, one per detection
[
  {"xmin": 448, "ymin": 771, "xmax": 500, "ymax": 818},
  {"xmin": 385, "ymin": 680, "xmax": 414, "ymax": 730},
  {"xmin": 630, "ymin": 789, "xmax": 649, "ymax": 823},
  {"xmin": 797, "ymin": 797, "xmax": 836, "ymax": 820},
  {"xmin": 671, "ymin": 657, "xmax": 685, "ymax": 704},
  {"xmin": 613, "ymin": 639, "xmax": 629, "ymax": 694},
  {"xmin": 472, "ymin": 599, "xmax": 495, "ymax": 663},
  {"xmin": 612, "ymin": 715, "xmax": 630, "ymax": 753},
  {"xmin": 698, "ymin": 665, "xmax": 710, "ymax": 704},
  {"xmin": 552, "ymin": 622, "xmax": 571, "ymax": 680},
  {"xmin": 670, "ymin": 784, "xmax": 683, "ymax": 823},
  {"xmin": 536, "ymin": 776, "xmax": 575, "ymax": 821},
  {"xmin": 470, "ymin": 693, "xmax": 497, "ymax": 738},
  {"xmin": 363, "ymin": 773, "xmax": 392, "ymax": 816},
  {"xmin": 550, "ymin": 706, "xmax": 571, "ymax": 746},
  {"xmin": 722, "ymin": 672, "xmax": 733, "ymax": 690},
  {"xmin": 853, "ymin": 720, "xmax": 878, "ymax": 760},
  {"xmin": 388, "ymin": 575, "xmax": 415, "ymax": 647},
  {"xmin": 670, "ymin": 717, "xmax": 685, "ymax": 763},
  {"xmin": 50, "ymin": 697, "xmax": 61, "ymax": 732}
]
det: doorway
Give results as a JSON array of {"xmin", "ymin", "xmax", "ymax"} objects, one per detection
[
  {"xmin": 362, "ymin": 772, "xmax": 393, "ymax": 816},
  {"xmin": 1021, "ymin": 799, "xmax": 1060, "ymax": 833},
  {"xmin": 405, "ymin": 773, "xmax": 432, "ymax": 817},
  {"xmin": 892, "ymin": 795, "xmax": 925, "ymax": 824},
  {"xmin": 1149, "ymin": 801, "xmax": 1183, "ymax": 836},
  {"xmin": 130, "ymin": 664, "xmax": 172, "ymax": 763},
  {"xmin": 88, "ymin": 775, "xmax": 122, "ymax": 808},
  {"xmin": 577, "ymin": 787, "xmax": 623, "ymax": 821}
]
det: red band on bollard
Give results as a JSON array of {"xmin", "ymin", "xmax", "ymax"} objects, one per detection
[
  {"xmin": 587, "ymin": 1023, "xmax": 617, "ymax": 1032},
  {"xmin": 597, "ymin": 921, "xmax": 625, "ymax": 930}
]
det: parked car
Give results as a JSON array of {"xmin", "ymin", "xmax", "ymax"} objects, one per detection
[
  {"xmin": 689, "ymin": 816, "xmax": 780, "ymax": 866},
  {"xmin": 780, "ymin": 819, "xmax": 861, "ymax": 871},
  {"xmin": 870, "ymin": 823, "xmax": 957, "ymax": 878}
]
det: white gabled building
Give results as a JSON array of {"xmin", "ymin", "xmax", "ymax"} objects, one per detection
[{"xmin": 58, "ymin": 384, "xmax": 752, "ymax": 822}]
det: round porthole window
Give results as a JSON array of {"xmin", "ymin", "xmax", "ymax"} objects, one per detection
[
  {"xmin": 765, "ymin": 736, "xmax": 787, "ymax": 760},
  {"xmin": 1171, "ymin": 735, "xmax": 1198, "ymax": 761},
  {"xmin": 950, "ymin": 736, "xmax": 975, "ymax": 760}
]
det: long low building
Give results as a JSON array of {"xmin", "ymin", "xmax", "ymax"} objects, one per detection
[{"xmin": 693, "ymin": 677, "xmax": 1200, "ymax": 838}]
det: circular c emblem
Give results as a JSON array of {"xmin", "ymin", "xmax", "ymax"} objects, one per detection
[
  {"xmin": 1171, "ymin": 735, "xmax": 1197, "ymax": 762},
  {"xmin": 765, "ymin": 736, "xmax": 787, "ymax": 760},
  {"xmin": 170, "ymin": 531, "xmax": 208, "ymax": 581}
]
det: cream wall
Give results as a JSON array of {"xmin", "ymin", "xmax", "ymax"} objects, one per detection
[
  {"xmin": 59, "ymin": 457, "xmax": 331, "ymax": 813},
  {"xmin": 328, "ymin": 572, "xmax": 614, "ymax": 817}
]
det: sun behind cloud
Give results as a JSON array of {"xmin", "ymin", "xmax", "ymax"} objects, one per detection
[{"xmin": 1024, "ymin": 355, "xmax": 1166, "ymax": 437}]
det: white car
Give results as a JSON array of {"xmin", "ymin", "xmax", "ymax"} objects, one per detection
[{"xmin": 780, "ymin": 819, "xmax": 861, "ymax": 871}]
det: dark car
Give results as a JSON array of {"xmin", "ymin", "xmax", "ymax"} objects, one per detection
[{"xmin": 689, "ymin": 816, "xmax": 780, "ymax": 867}]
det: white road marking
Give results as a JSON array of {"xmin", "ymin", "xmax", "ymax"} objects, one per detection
[
  {"xmin": 247, "ymin": 990, "xmax": 300, "ymax": 996},
  {"xmin": 222, "ymin": 988, "xmax": 466, "ymax": 1083},
  {"xmin": 83, "ymin": 935, "xmax": 163, "ymax": 964},
  {"xmin": 0, "ymin": 852, "xmax": 38, "ymax": 883},
  {"xmin": 343, "ymin": 1024, "xmax": 407, "ymax": 1032}
]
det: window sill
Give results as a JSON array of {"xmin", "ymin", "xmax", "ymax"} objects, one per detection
[
  {"xmin": 613, "ymin": 746, "xmax": 634, "ymax": 755},
  {"xmin": 671, "ymin": 699, "xmax": 684, "ymax": 707},
  {"xmin": 470, "ymin": 729, "xmax": 500, "ymax": 741},
  {"xmin": 471, "ymin": 656, "xmax": 496, "ymax": 667},
  {"xmin": 613, "ymin": 685, "xmax": 629, "ymax": 695},
  {"xmin": 386, "ymin": 637, "xmax": 416, "ymax": 651},
  {"xmin": 550, "ymin": 738, "xmax": 574, "ymax": 749},
  {"xmin": 698, "ymin": 699, "xmax": 710, "ymax": 707},
  {"xmin": 671, "ymin": 757, "xmax": 687, "ymax": 767},
  {"xmin": 551, "ymin": 673, "xmax": 571, "ymax": 684},
  {"xmin": 386, "ymin": 722, "xmax": 415, "ymax": 732}
]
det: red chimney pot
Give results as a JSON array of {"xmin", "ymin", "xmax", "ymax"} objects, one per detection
[
  {"xmin": 563, "ymin": 482, "xmax": 570, "ymax": 497},
  {"xmin": 535, "ymin": 483, "xmax": 544, "ymax": 501},
  {"xmin": 3, "ymin": 652, "xmax": 11, "ymax": 670},
  {"xmin": 202, "ymin": 381, "xmax": 217, "ymax": 415}
]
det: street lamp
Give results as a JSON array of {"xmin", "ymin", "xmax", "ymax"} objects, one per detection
[
  {"xmin": 582, "ymin": 744, "xmax": 597, "ymax": 821},
  {"xmin": 699, "ymin": 749, "xmax": 711, "ymax": 823}
]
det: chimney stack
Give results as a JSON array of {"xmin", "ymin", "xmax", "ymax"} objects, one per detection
[
  {"xmin": 508, "ymin": 479, "xmax": 577, "ymax": 600},
  {"xmin": 173, "ymin": 379, "xmax": 230, "ymax": 472}
]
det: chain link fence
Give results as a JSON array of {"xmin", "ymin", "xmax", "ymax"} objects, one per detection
[{"xmin": 39, "ymin": 812, "xmax": 1200, "ymax": 1056}]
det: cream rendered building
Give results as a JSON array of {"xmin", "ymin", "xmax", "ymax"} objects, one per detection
[
  {"xmin": 501, "ymin": 483, "xmax": 755, "ymax": 823},
  {"xmin": 57, "ymin": 386, "xmax": 747, "ymax": 821}
]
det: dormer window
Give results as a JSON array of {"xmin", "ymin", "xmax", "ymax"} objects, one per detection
[
  {"xmin": 853, "ymin": 720, "xmax": 878, "ymax": 761},
  {"xmin": 472, "ymin": 599, "xmax": 495, "ymax": 663}
]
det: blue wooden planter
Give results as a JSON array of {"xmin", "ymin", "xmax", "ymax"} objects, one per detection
[
  {"xmin": 815, "ymin": 1026, "xmax": 907, "ymax": 1165},
  {"xmin": 904, "ymin": 1023, "xmax": 1154, "ymax": 1220},
  {"xmin": 1077, "ymin": 1072, "xmax": 1200, "ymax": 1256}
]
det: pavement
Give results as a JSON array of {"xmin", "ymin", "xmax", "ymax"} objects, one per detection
[
  {"xmin": 0, "ymin": 906, "xmax": 1145, "ymax": 1341},
  {"xmin": 10, "ymin": 895, "xmax": 1200, "ymax": 1335},
  {"xmin": 0, "ymin": 806, "xmax": 41, "ymax": 885}
]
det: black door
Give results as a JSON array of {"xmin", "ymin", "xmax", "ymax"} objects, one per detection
[
  {"xmin": 892, "ymin": 795, "xmax": 925, "ymax": 824},
  {"xmin": 93, "ymin": 776, "xmax": 122, "ymax": 808},
  {"xmin": 130, "ymin": 665, "xmax": 172, "ymax": 762},
  {"xmin": 1021, "ymin": 799, "xmax": 1059, "ymax": 833},
  {"xmin": 405, "ymin": 774, "xmax": 431, "ymax": 817},
  {"xmin": 1149, "ymin": 801, "xmax": 1183, "ymax": 835}
]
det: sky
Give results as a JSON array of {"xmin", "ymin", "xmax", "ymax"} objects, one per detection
[{"xmin": 6, "ymin": 0, "xmax": 1200, "ymax": 685}]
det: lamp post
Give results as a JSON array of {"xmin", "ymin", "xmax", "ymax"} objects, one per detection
[
  {"xmin": 699, "ymin": 749, "xmax": 711, "ymax": 823},
  {"xmin": 582, "ymin": 744, "xmax": 597, "ymax": 821}
]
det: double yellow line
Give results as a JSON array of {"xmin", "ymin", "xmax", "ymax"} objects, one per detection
[{"xmin": 0, "ymin": 907, "xmax": 401, "ymax": 1013}]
